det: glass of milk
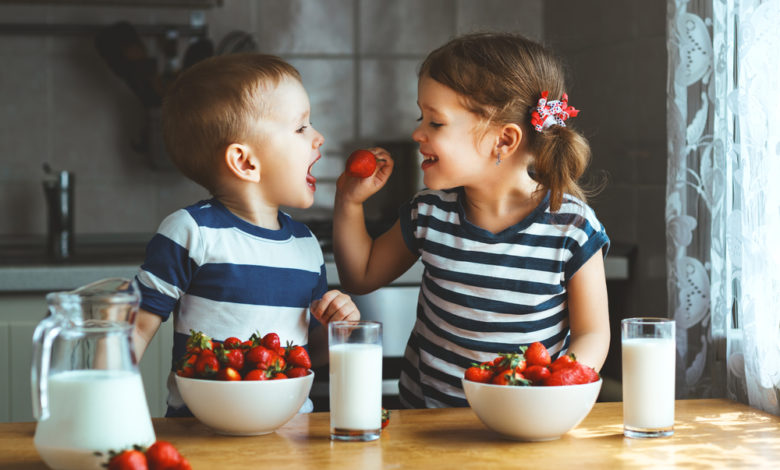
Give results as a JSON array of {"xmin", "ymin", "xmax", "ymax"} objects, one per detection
[
  {"xmin": 621, "ymin": 317, "xmax": 676, "ymax": 438},
  {"xmin": 328, "ymin": 321, "xmax": 383, "ymax": 441}
]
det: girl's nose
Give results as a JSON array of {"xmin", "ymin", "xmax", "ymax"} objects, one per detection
[{"xmin": 411, "ymin": 125, "xmax": 425, "ymax": 143}]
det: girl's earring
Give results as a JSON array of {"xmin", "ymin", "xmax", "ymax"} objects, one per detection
[{"xmin": 495, "ymin": 149, "xmax": 502, "ymax": 166}]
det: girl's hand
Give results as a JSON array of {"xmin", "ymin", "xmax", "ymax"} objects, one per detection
[
  {"xmin": 336, "ymin": 147, "xmax": 394, "ymax": 205},
  {"xmin": 310, "ymin": 289, "xmax": 361, "ymax": 324}
]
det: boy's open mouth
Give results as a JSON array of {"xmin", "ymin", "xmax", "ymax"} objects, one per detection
[{"xmin": 307, "ymin": 155, "xmax": 320, "ymax": 190}]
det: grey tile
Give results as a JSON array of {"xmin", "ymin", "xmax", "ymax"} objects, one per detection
[
  {"xmin": 206, "ymin": 1, "xmax": 256, "ymax": 47},
  {"xmin": 359, "ymin": 58, "xmax": 420, "ymax": 140},
  {"xmin": 287, "ymin": 58, "xmax": 355, "ymax": 164},
  {"xmin": 456, "ymin": 0, "xmax": 543, "ymax": 40},
  {"xmin": 0, "ymin": 52, "xmax": 49, "ymax": 181},
  {"xmin": 78, "ymin": 178, "xmax": 159, "ymax": 234},
  {"xmin": 359, "ymin": 0, "xmax": 456, "ymax": 55},
  {"xmin": 155, "ymin": 173, "xmax": 210, "ymax": 223},
  {"xmin": 253, "ymin": 0, "xmax": 353, "ymax": 55},
  {"xmin": 590, "ymin": 184, "xmax": 636, "ymax": 244},
  {"xmin": 0, "ymin": 181, "xmax": 46, "ymax": 235}
]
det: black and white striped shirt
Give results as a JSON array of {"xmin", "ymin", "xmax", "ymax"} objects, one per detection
[{"xmin": 397, "ymin": 187, "xmax": 609, "ymax": 408}]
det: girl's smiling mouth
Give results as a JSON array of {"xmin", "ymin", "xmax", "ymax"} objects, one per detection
[{"xmin": 421, "ymin": 152, "xmax": 438, "ymax": 170}]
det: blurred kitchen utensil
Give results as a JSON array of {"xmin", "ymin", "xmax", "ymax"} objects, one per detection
[
  {"xmin": 94, "ymin": 21, "xmax": 162, "ymax": 107},
  {"xmin": 182, "ymin": 36, "xmax": 214, "ymax": 69},
  {"xmin": 42, "ymin": 163, "xmax": 74, "ymax": 261},
  {"xmin": 215, "ymin": 30, "xmax": 257, "ymax": 54}
]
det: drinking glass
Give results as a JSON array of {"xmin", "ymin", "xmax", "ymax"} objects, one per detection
[
  {"xmin": 621, "ymin": 317, "xmax": 676, "ymax": 438},
  {"xmin": 329, "ymin": 321, "xmax": 383, "ymax": 441}
]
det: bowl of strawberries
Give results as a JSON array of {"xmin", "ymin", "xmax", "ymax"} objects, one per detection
[
  {"xmin": 174, "ymin": 330, "xmax": 314, "ymax": 436},
  {"xmin": 462, "ymin": 342, "xmax": 602, "ymax": 441}
]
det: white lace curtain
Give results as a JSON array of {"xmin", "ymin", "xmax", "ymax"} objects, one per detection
[{"xmin": 667, "ymin": 0, "xmax": 780, "ymax": 414}]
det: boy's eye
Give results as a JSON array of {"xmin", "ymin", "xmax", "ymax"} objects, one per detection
[{"xmin": 296, "ymin": 125, "xmax": 308, "ymax": 134}]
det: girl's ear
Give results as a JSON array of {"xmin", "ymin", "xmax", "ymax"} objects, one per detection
[
  {"xmin": 496, "ymin": 123, "xmax": 524, "ymax": 157},
  {"xmin": 224, "ymin": 143, "xmax": 261, "ymax": 182}
]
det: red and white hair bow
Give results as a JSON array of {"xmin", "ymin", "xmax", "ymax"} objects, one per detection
[{"xmin": 530, "ymin": 91, "xmax": 580, "ymax": 132}]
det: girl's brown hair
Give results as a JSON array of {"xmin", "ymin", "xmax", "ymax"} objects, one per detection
[
  {"xmin": 162, "ymin": 53, "xmax": 301, "ymax": 192},
  {"xmin": 419, "ymin": 32, "xmax": 591, "ymax": 212}
]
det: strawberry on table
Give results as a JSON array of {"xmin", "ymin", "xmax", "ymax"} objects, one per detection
[
  {"xmin": 108, "ymin": 449, "xmax": 148, "ymax": 470},
  {"xmin": 145, "ymin": 440, "xmax": 182, "ymax": 470}
]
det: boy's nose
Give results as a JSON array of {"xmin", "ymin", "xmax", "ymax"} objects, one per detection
[
  {"xmin": 411, "ymin": 126, "xmax": 425, "ymax": 143},
  {"xmin": 313, "ymin": 130, "xmax": 325, "ymax": 148}
]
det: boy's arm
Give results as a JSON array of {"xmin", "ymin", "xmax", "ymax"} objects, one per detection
[
  {"xmin": 132, "ymin": 308, "xmax": 163, "ymax": 361},
  {"xmin": 565, "ymin": 251, "xmax": 611, "ymax": 372}
]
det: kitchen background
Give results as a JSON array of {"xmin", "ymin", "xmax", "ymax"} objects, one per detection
[{"xmin": 0, "ymin": 0, "xmax": 666, "ymax": 420}]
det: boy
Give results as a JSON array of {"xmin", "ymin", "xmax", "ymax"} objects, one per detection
[{"xmin": 132, "ymin": 53, "xmax": 359, "ymax": 416}]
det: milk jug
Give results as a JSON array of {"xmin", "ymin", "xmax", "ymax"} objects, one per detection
[{"xmin": 31, "ymin": 278, "xmax": 156, "ymax": 470}]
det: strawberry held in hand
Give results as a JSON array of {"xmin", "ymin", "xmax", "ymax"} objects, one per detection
[{"xmin": 345, "ymin": 149, "xmax": 378, "ymax": 178}]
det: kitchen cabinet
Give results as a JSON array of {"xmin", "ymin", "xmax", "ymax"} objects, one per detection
[{"xmin": 0, "ymin": 293, "xmax": 173, "ymax": 423}]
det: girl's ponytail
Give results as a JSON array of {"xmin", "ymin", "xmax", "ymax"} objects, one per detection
[{"xmin": 530, "ymin": 125, "xmax": 591, "ymax": 212}]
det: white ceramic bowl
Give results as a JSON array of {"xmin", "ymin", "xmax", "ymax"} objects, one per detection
[
  {"xmin": 462, "ymin": 378, "xmax": 602, "ymax": 441},
  {"xmin": 175, "ymin": 372, "xmax": 314, "ymax": 436}
]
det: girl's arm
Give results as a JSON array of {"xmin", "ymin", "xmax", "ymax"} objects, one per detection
[
  {"xmin": 333, "ymin": 149, "xmax": 418, "ymax": 295},
  {"xmin": 565, "ymin": 251, "xmax": 611, "ymax": 371}
]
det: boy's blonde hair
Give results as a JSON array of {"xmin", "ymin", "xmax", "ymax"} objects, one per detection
[
  {"xmin": 419, "ymin": 32, "xmax": 591, "ymax": 212},
  {"xmin": 162, "ymin": 53, "xmax": 302, "ymax": 192}
]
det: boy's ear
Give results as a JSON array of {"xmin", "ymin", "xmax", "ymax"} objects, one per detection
[
  {"xmin": 496, "ymin": 123, "xmax": 523, "ymax": 157},
  {"xmin": 224, "ymin": 143, "xmax": 261, "ymax": 182}
]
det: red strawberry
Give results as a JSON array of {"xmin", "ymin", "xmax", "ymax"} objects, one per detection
[
  {"xmin": 345, "ymin": 149, "xmax": 377, "ymax": 178},
  {"xmin": 175, "ymin": 352, "xmax": 198, "ymax": 378},
  {"xmin": 217, "ymin": 348, "xmax": 244, "ymax": 371},
  {"xmin": 550, "ymin": 353, "xmax": 577, "ymax": 372},
  {"xmin": 544, "ymin": 362, "xmax": 598, "ymax": 386},
  {"xmin": 464, "ymin": 364, "xmax": 494, "ymax": 383},
  {"xmin": 173, "ymin": 458, "xmax": 191, "ymax": 470},
  {"xmin": 261, "ymin": 332, "xmax": 281, "ymax": 351},
  {"xmin": 246, "ymin": 345, "xmax": 275, "ymax": 370},
  {"xmin": 524, "ymin": 364, "xmax": 552, "ymax": 384},
  {"xmin": 222, "ymin": 336, "xmax": 242, "ymax": 349},
  {"xmin": 287, "ymin": 366, "xmax": 309, "ymax": 378},
  {"xmin": 524, "ymin": 342, "xmax": 551, "ymax": 367},
  {"xmin": 491, "ymin": 368, "xmax": 529, "ymax": 386},
  {"xmin": 145, "ymin": 440, "xmax": 182, "ymax": 470},
  {"xmin": 286, "ymin": 345, "xmax": 312, "ymax": 369},
  {"xmin": 244, "ymin": 369, "xmax": 269, "ymax": 381},
  {"xmin": 382, "ymin": 407, "xmax": 390, "ymax": 429},
  {"xmin": 194, "ymin": 350, "xmax": 219, "ymax": 378},
  {"xmin": 217, "ymin": 366, "xmax": 242, "ymax": 381},
  {"xmin": 185, "ymin": 330, "xmax": 213, "ymax": 354},
  {"xmin": 108, "ymin": 449, "xmax": 148, "ymax": 470}
]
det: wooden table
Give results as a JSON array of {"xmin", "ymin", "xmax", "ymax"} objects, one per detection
[{"xmin": 2, "ymin": 399, "xmax": 779, "ymax": 469}]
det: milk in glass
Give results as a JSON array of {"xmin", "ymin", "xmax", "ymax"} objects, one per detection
[
  {"xmin": 329, "ymin": 343, "xmax": 383, "ymax": 431},
  {"xmin": 622, "ymin": 337, "xmax": 676, "ymax": 431}
]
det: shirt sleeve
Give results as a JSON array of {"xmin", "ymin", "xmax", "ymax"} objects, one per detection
[
  {"xmin": 563, "ymin": 208, "xmax": 610, "ymax": 281},
  {"xmin": 136, "ymin": 210, "xmax": 202, "ymax": 320}
]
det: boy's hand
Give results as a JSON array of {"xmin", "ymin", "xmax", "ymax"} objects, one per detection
[
  {"xmin": 336, "ymin": 147, "xmax": 394, "ymax": 205},
  {"xmin": 310, "ymin": 290, "xmax": 360, "ymax": 324}
]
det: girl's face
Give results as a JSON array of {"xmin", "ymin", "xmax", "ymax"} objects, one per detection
[
  {"xmin": 251, "ymin": 77, "xmax": 325, "ymax": 209},
  {"xmin": 412, "ymin": 75, "xmax": 496, "ymax": 190}
]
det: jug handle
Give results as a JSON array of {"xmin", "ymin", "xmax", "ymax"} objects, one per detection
[{"xmin": 30, "ymin": 315, "xmax": 62, "ymax": 421}]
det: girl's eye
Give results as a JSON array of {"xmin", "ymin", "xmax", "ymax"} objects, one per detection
[
  {"xmin": 416, "ymin": 115, "xmax": 423, "ymax": 122},
  {"xmin": 416, "ymin": 115, "xmax": 442, "ymax": 128},
  {"xmin": 296, "ymin": 125, "xmax": 308, "ymax": 134}
]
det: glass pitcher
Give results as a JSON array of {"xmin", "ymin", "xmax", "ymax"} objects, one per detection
[{"xmin": 31, "ymin": 278, "xmax": 156, "ymax": 470}]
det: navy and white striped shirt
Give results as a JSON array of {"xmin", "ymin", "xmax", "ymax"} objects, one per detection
[
  {"xmin": 136, "ymin": 198, "xmax": 327, "ymax": 409},
  {"xmin": 397, "ymin": 188, "xmax": 609, "ymax": 408}
]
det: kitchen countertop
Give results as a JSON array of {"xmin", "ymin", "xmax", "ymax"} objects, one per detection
[
  {"xmin": 1, "ymin": 399, "xmax": 777, "ymax": 468},
  {"xmin": 0, "ymin": 235, "xmax": 634, "ymax": 293}
]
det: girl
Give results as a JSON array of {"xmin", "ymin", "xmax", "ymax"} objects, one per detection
[{"xmin": 333, "ymin": 32, "xmax": 610, "ymax": 408}]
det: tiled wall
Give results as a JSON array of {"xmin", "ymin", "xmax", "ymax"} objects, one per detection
[
  {"xmin": 543, "ymin": 0, "xmax": 668, "ymax": 317},
  {"xmin": 0, "ymin": 0, "xmax": 542, "ymax": 235},
  {"xmin": 0, "ymin": 0, "xmax": 665, "ymax": 316}
]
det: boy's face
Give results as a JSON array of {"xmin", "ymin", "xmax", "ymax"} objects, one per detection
[{"xmin": 250, "ymin": 77, "xmax": 324, "ymax": 209}]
